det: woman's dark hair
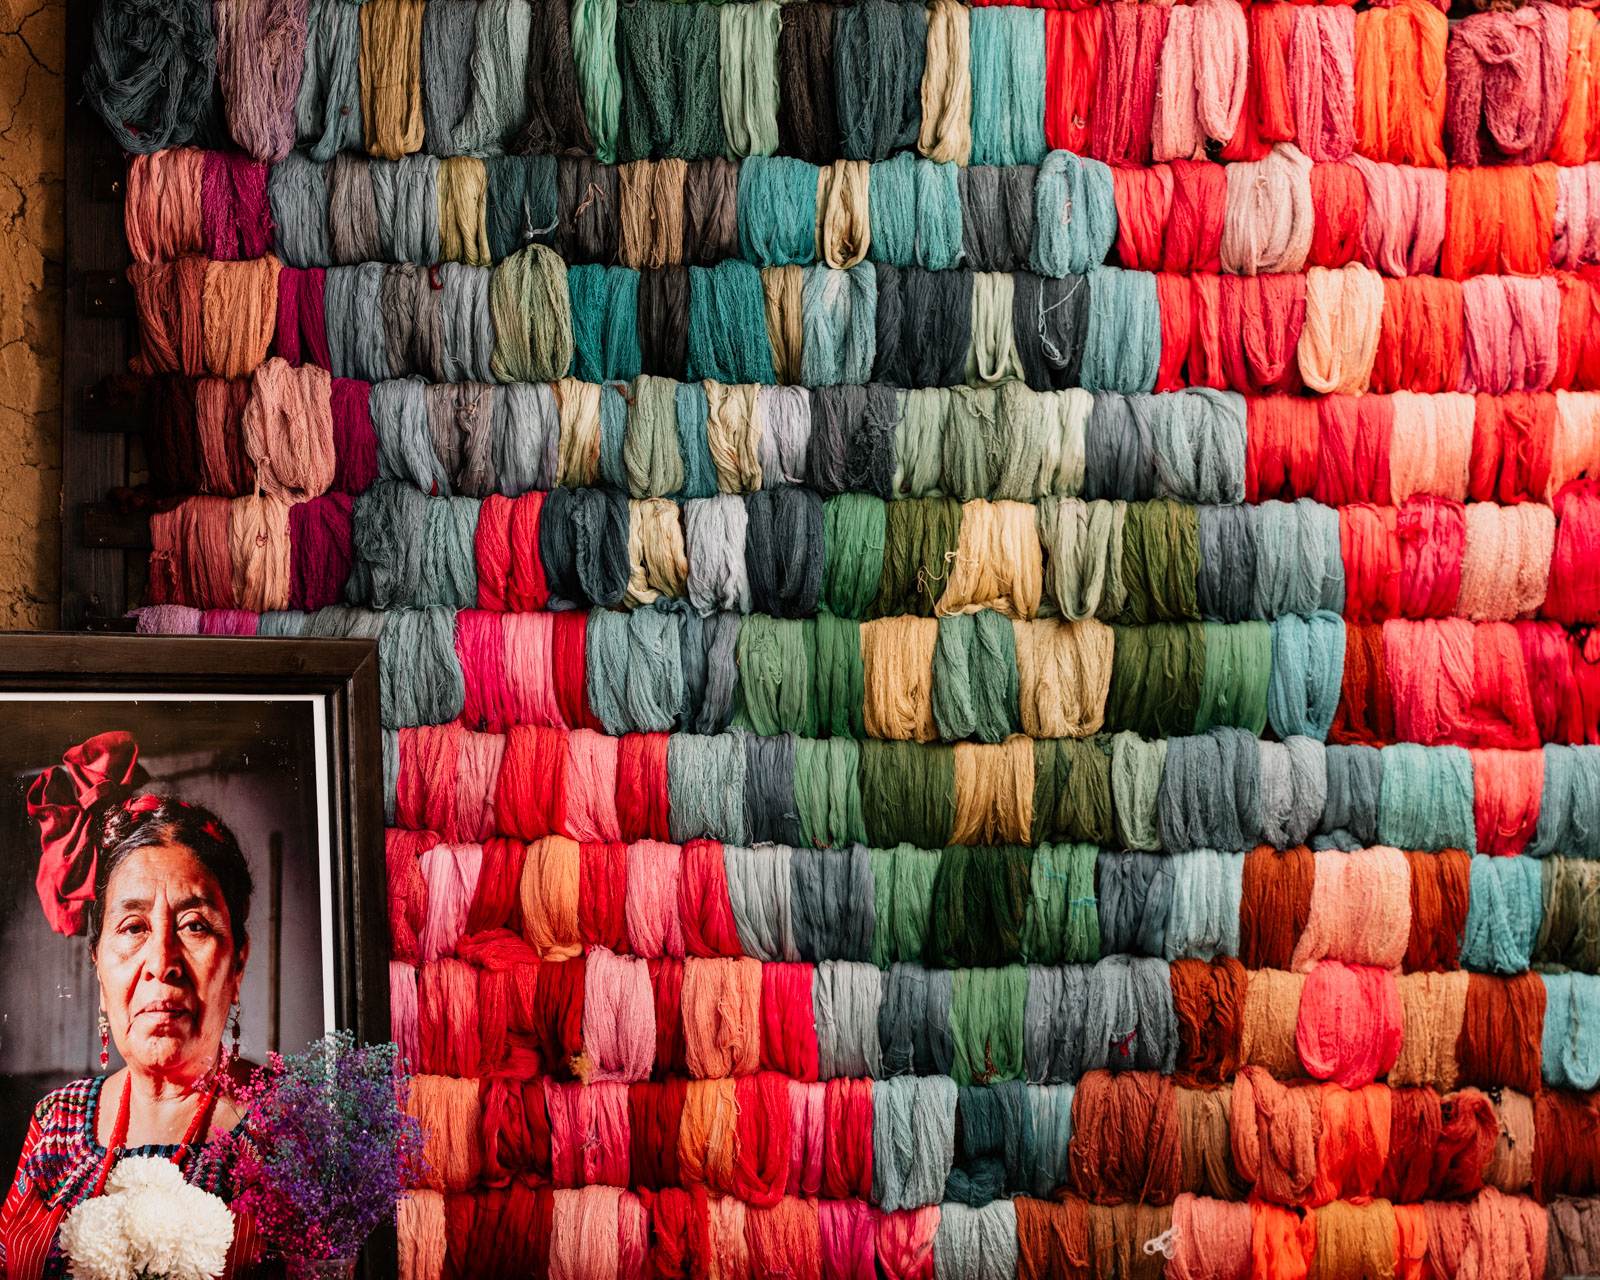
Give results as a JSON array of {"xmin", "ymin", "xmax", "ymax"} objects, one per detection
[{"xmin": 87, "ymin": 796, "xmax": 253, "ymax": 956}]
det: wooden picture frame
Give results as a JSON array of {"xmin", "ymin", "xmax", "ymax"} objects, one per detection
[{"xmin": 0, "ymin": 633, "xmax": 394, "ymax": 1277}]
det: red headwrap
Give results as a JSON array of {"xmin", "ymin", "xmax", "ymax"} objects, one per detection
[{"xmin": 26, "ymin": 732, "xmax": 146, "ymax": 935}]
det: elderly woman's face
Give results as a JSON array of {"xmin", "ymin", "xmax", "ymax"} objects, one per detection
[{"xmin": 94, "ymin": 844, "xmax": 247, "ymax": 1081}]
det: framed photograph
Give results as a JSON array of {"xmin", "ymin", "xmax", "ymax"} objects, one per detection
[{"xmin": 0, "ymin": 635, "xmax": 389, "ymax": 1188}]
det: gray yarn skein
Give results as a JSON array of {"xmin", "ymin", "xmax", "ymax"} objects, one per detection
[
  {"xmin": 1000, "ymin": 167, "xmax": 1039, "ymax": 268},
  {"xmin": 873, "ymin": 1074, "xmax": 958, "ymax": 1213},
  {"xmin": 1260, "ymin": 736, "xmax": 1327, "ymax": 850},
  {"xmin": 328, "ymin": 152, "xmax": 383, "ymax": 265},
  {"xmin": 85, "ymin": 0, "xmax": 216, "ymax": 155},
  {"xmin": 1197, "ymin": 504, "xmax": 1258, "ymax": 624},
  {"xmin": 1253, "ymin": 498, "xmax": 1347, "ymax": 620},
  {"xmin": 270, "ymin": 153, "xmax": 331, "ymax": 269},
  {"xmin": 697, "ymin": 612, "xmax": 742, "ymax": 734},
  {"xmin": 814, "ymin": 959, "xmax": 884, "ymax": 1079},
  {"xmin": 452, "ymin": 0, "xmax": 534, "ymax": 157},
  {"xmin": 348, "ymin": 480, "xmax": 424, "ymax": 609},
  {"xmin": 894, "ymin": 268, "xmax": 974, "ymax": 390},
  {"xmin": 416, "ymin": 495, "xmax": 479, "ymax": 608},
  {"xmin": 383, "ymin": 263, "xmax": 447, "ymax": 380},
  {"xmin": 372, "ymin": 155, "xmax": 442, "ymax": 265},
  {"xmin": 724, "ymin": 844, "xmax": 801, "ymax": 962},
  {"xmin": 324, "ymin": 263, "xmax": 389, "ymax": 381},
  {"xmin": 448, "ymin": 380, "xmax": 501, "ymax": 493},
  {"xmin": 1529, "ymin": 744, "xmax": 1600, "ymax": 859},
  {"xmin": 1013, "ymin": 271, "xmax": 1089, "ymax": 392},
  {"xmin": 491, "ymin": 381, "xmax": 559, "ymax": 495},
  {"xmin": 1157, "ymin": 726, "xmax": 1264, "ymax": 854},
  {"xmin": 625, "ymin": 605, "xmax": 688, "ymax": 732},
  {"xmin": 258, "ymin": 611, "xmax": 309, "ymax": 638},
  {"xmin": 574, "ymin": 487, "xmax": 632, "ymax": 608},
  {"xmin": 791, "ymin": 844, "xmax": 875, "ymax": 963},
  {"xmin": 297, "ymin": 0, "xmax": 364, "ymax": 161},
  {"xmin": 644, "ymin": 606, "xmax": 695, "ymax": 730},
  {"xmin": 745, "ymin": 732, "xmax": 801, "ymax": 846},
  {"xmin": 587, "ymin": 607, "xmax": 691, "ymax": 735},
  {"xmin": 742, "ymin": 486, "xmax": 825, "ymax": 620},
  {"xmin": 1152, "ymin": 388, "xmax": 1248, "ymax": 506},
  {"xmin": 1315, "ymin": 743, "xmax": 1383, "ymax": 851},
  {"xmin": 371, "ymin": 378, "xmax": 450, "ymax": 496},
  {"xmin": 1080, "ymin": 954, "xmax": 1177, "ymax": 1075},
  {"xmin": 849, "ymin": 385, "xmax": 899, "ymax": 500},
  {"xmin": 879, "ymin": 962, "xmax": 954, "ymax": 1077},
  {"xmin": 660, "ymin": 602, "xmax": 704, "ymax": 732},
  {"xmin": 1022, "ymin": 963, "xmax": 1090, "ymax": 1084},
  {"xmin": 1026, "ymin": 1084, "xmax": 1075, "ymax": 1199},
  {"xmin": 1096, "ymin": 851, "xmax": 1175, "ymax": 959},
  {"xmin": 758, "ymin": 386, "xmax": 813, "ymax": 489},
  {"xmin": 439, "ymin": 263, "xmax": 497, "ymax": 383},
  {"xmin": 685, "ymin": 496, "xmax": 752, "ymax": 617},
  {"xmin": 1083, "ymin": 392, "xmax": 1157, "ymax": 502},
  {"xmin": 486, "ymin": 155, "xmax": 559, "ymax": 260},
  {"xmin": 537, "ymin": 486, "xmax": 629, "ymax": 609},
  {"xmin": 424, "ymin": 381, "xmax": 492, "ymax": 496},
  {"xmin": 379, "ymin": 607, "xmax": 467, "ymax": 729},
  {"xmin": 585, "ymin": 607, "xmax": 634, "ymax": 735},
  {"xmin": 1166, "ymin": 850, "xmax": 1244, "ymax": 963},
  {"xmin": 945, "ymin": 1079, "xmax": 1033, "ymax": 1207},
  {"xmin": 668, "ymin": 731, "xmax": 746, "ymax": 844},
  {"xmin": 304, "ymin": 604, "xmax": 389, "ymax": 640},
  {"xmin": 933, "ymin": 1202, "xmax": 1019, "ymax": 1280},
  {"xmin": 421, "ymin": 0, "xmax": 478, "ymax": 157},
  {"xmin": 959, "ymin": 166, "xmax": 1035, "ymax": 272},
  {"xmin": 809, "ymin": 386, "xmax": 861, "ymax": 494}
]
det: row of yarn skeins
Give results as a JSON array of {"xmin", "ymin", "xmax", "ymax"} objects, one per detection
[
  {"xmin": 132, "ymin": 145, "xmax": 1600, "ymax": 285},
  {"xmin": 93, "ymin": 0, "xmax": 1600, "ymax": 175},
  {"xmin": 123, "ymin": 249, "xmax": 1600, "ymax": 398},
  {"xmin": 387, "ymin": 915, "xmax": 1587, "ymax": 1096},
  {"xmin": 381, "ymin": 720, "xmax": 1600, "ymax": 866},
  {"xmin": 385, "ymin": 839, "xmax": 1599, "ymax": 1174},
  {"xmin": 143, "ymin": 473, "xmax": 1600, "ymax": 736},
  {"xmin": 367, "ymin": 713, "xmax": 1600, "ymax": 856},
  {"xmin": 389, "ymin": 1188, "xmax": 1586, "ymax": 1280},
  {"xmin": 336, "ymin": 482, "xmax": 1600, "ymax": 625},
  {"xmin": 385, "ymin": 823, "xmax": 1600, "ymax": 990},
  {"xmin": 396, "ymin": 1050, "xmax": 1587, "ymax": 1211},
  {"xmin": 385, "ymin": 822, "xmax": 1600, "ymax": 973},
  {"xmin": 144, "ymin": 366, "xmax": 1600, "ymax": 512},
  {"xmin": 133, "ymin": 584, "xmax": 1600, "ymax": 749},
  {"xmin": 389, "ymin": 958, "xmax": 1598, "ymax": 1193}
]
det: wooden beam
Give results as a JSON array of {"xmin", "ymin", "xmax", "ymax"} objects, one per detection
[
  {"xmin": 59, "ymin": 0, "xmax": 134, "ymax": 629},
  {"xmin": 80, "ymin": 503, "xmax": 151, "ymax": 551}
]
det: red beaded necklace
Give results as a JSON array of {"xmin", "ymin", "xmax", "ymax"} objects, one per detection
[{"xmin": 92, "ymin": 1070, "xmax": 223, "ymax": 1198}]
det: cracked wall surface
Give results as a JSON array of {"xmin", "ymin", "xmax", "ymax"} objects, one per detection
[{"xmin": 0, "ymin": 0, "xmax": 63, "ymax": 630}]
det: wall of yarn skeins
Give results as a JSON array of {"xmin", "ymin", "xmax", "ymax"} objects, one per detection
[{"xmin": 83, "ymin": 0, "xmax": 1600, "ymax": 1277}]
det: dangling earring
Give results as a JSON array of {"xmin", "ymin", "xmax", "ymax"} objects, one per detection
[
  {"xmin": 228, "ymin": 1004, "xmax": 241, "ymax": 1065},
  {"xmin": 98, "ymin": 1007, "xmax": 110, "ymax": 1072}
]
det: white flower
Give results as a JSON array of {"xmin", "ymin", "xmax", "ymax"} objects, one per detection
[
  {"xmin": 60, "ymin": 1156, "xmax": 235, "ymax": 1280},
  {"xmin": 104, "ymin": 1155, "xmax": 186, "ymax": 1196},
  {"xmin": 58, "ymin": 1197, "xmax": 129, "ymax": 1280}
]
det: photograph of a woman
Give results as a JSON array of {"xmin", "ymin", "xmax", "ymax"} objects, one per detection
[{"xmin": 0, "ymin": 702, "xmax": 333, "ymax": 1280}]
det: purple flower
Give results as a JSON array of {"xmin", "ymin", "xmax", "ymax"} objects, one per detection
[{"xmin": 220, "ymin": 1033, "xmax": 428, "ymax": 1261}]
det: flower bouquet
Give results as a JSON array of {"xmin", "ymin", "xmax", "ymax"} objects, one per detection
[
  {"xmin": 59, "ymin": 1155, "xmax": 235, "ymax": 1280},
  {"xmin": 220, "ymin": 1033, "xmax": 426, "ymax": 1280}
]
